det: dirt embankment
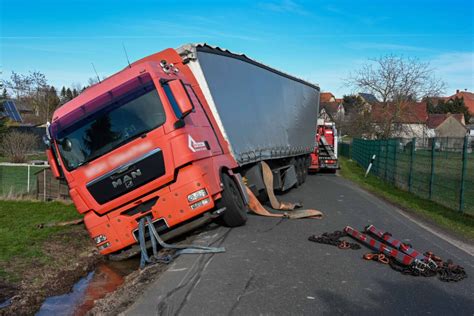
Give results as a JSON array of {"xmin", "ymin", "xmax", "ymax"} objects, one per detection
[{"xmin": 0, "ymin": 226, "xmax": 102, "ymax": 316}]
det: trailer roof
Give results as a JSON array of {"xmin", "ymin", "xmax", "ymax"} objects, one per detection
[{"xmin": 177, "ymin": 43, "xmax": 320, "ymax": 91}]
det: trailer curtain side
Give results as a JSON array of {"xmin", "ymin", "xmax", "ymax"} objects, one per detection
[{"xmin": 180, "ymin": 44, "xmax": 320, "ymax": 166}]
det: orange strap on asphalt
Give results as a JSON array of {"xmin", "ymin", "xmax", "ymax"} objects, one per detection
[
  {"xmin": 261, "ymin": 161, "xmax": 303, "ymax": 211},
  {"xmin": 245, "ymin": 186, "xmax": 323, "ymax": 219}
]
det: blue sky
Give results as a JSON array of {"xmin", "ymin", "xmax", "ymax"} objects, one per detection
[{"xmin": 1, "ymin": 0, "xmax": 473, "ymax": 97}]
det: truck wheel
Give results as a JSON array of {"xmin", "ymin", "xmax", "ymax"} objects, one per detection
[
  {"xmin": 217, "ymin": 174, "xmax": 248, "ymax": 227},
  {"xmin": 296, "ymin": 158, "xmax": 304, "ymax": 185},
  {"xmin": 302, "ymin": 157, "xmax": 308, "ymax": 183}
]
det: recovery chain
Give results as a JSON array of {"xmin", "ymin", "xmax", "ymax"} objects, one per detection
[
  {"xmin": 365, "ymin": 225, "xmax": 438, "ymax": 270},
  {"xmin": 364, "ymin": 225, "xmax": 467, "ymax": 282},
  {"xmin": 308, "ymin": 230, "xmax": 361, "ymax": 249},
  {"xmin": 309, "ymin": 226, "xmax": 467, "ymax": 282}
]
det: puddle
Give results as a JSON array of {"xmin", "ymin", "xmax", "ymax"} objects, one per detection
[
  {"xmin": 36, "ymin": 258, "xmax": 139, "ymax": 316},
  {"xmin": 0, "ymin": 298, "xmax": 12, "ymax": 309}
]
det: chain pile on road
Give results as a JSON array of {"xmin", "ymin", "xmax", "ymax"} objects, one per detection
[
  {"xmin": 308, "ymin": 225, "xmax": 467, "ymax": 282},
  {"xmin": 308, "ymin": 230, "xmax": 360, "ymax": 249}
]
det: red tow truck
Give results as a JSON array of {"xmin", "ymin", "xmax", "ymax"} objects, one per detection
[
  {"xmin": 44, "ymin": 44, "xmax": 320, "ymax": 258},
  {"xmin": 309, "ymin": 122, "xmax": 339, "ymax": 172}
]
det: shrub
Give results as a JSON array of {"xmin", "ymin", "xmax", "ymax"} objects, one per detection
[{"xmin": 0, "ymin": 131, "xmax": 39, "ymax": 163}]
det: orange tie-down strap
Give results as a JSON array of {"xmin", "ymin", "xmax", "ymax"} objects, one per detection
[
  {"xmin": 246, "ymin": 186, "xmax": 323, "ymax": 219},
  {"xmin": 245, "ymin": 160, "xmax": 323, "ymax": 219}
]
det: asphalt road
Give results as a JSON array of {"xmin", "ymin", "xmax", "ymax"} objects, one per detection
[{"xmin": 125, "ymin": 173, "xmax": 474, "ymax": 315}]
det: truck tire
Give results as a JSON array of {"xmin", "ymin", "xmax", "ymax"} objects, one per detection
[
  {"xmin": 217, "ymin": 174, "xmax": 248, "ymax": 227},
  {"xmin": 302, "ymin": 156, "xmax": 308, "ymax": 183},
  {"xmin": 296, "ymin": 158, "xmax": 304, "ymax": 185}
]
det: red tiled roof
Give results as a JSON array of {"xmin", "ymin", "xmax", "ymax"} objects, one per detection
[
  {"xmin": 371, "ymin": 102, "xmax": 428, "ymax": 124},
  {"xmin": 451, "ymin": 91, "xmax": 474, "ymax": 115},
  {"xmin": 427, "ymin": 113, "xmax": 465, "ymax": 129},
  {"xmin": 320, "ymin": 102, "xmax": 340, "ymax": 115},
  {"xmin": 320, "ymin": 92, "xmax": 335, "ymax": 102}
]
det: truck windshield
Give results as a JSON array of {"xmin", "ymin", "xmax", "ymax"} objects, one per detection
[{"xmin": 55, "ymin": 82, "xmax": 166, "ymax": 171}]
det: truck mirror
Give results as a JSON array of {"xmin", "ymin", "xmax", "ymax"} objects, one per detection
[
  {"xmin": 60, "ymin": 138, "xmax": 72, "ymax": 152},
  {"xmin": 46, "ymin": 148, "xmax": 61, "ymax": 179},
  {"xmin": 168, "ymin": 80, "xmax": 193, "ymax": 118}
]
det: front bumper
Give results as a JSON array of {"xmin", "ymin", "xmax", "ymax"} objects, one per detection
[{"xmin": 84, "ymin": 166, "xmax": 216, "ymax": 255}]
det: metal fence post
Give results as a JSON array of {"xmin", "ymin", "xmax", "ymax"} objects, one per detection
[
  {"xmin": 429, "ymin": 137, "xmax": 436, "ymax": 199},
  {"xmin": 384, "ymin": 139, "xmax": 388, "ymax": 180},
  {"xmin": 393, "ymin": 139, "xmax": 398, "ymax": 185},
  {"xmin": 27, "ymin": 165, "xmax": 31, "ymax": 193},
  {"xmin": 408, "ymin": 138, "xmax": 416, "ymax": 192},
  {"xmin": 459, "ymin": 136, "xmax": 468, "ymax": 212}
]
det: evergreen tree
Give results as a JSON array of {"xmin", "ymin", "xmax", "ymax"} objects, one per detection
[
  {"xmin": 72, "ymin": 88, "xmax": 78, "ymax": 98},
  {"xmin": 66, "ymin": 88, "xmax": 73, "ymax": 101},
  {"xmin": 60, "ymin": 86, "xmax": 67, "ymax": 102},
  {"xmin": 429, "ymin": 97, "xmax": 470, "ymax": 123}
]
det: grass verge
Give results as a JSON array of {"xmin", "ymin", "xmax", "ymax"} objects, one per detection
[
  {"xmin": 0, "ymin": 200, "xmax": 83, "ymax": 282},
  {"xmin": 339, "ymin": 157, "xmax": 474, "ymax": 241}
]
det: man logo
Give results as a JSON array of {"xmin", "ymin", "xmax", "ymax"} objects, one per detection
[{"xmin": 112, "ymin": 169, "xmax": 142, "ymax": 189}]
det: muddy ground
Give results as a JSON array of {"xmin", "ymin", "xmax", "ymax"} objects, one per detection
[
  {"xmin": 1, "ymin": 221, "xmax": 210, "ymax": 315},
  {"xmin": 0, "ymin": 226, "xmax": 102, "ymax": 316},
  {"xmin": 86, "ymin": 226, "xmax": 209, "ymax": 315}
]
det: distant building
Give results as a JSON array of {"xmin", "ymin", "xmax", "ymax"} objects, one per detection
[
  {"xmin": 450, "ymin": 90, "xmax": 474, "ymax": 115},
  {"xmin": 427, "ymin": 113, "xmax": 468, "ymax": 138},
  {"xmin": 320, "ymin": 92, "xmax": 337, "ymax": 103},
  {"xmin": 318, "ymin": 92, "xmax": 345, "ymax": 124},
  {"xmin": 357, "ymin": 93, "xmax": 379, "ymax": 104},
  {"xmin": 370, "ymin": 101, "xmax": 430, "ymax": 140}
]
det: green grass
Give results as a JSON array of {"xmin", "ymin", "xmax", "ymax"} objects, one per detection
[
  {"xmin": 339, "ymin": 157, "xmax": 474, "ymax": 241},
  {"xmin": 0, "ymin": 165, "xmax": 48, "ymax": 196},
  {"xmin": 0, "ymin": 200, "xmax": 81, "ymax": 280}
]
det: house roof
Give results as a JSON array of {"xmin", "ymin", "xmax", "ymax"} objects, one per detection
[
  {"xmin": 371, "ymin": 102, "xmax": 428, "ymax": 124},
  {"xmin": 320, "ymin": 102, "xmax": 341, "ymax": 116},
  {"xmin": 358, "ymin": 93, "xmax": 379, "ymax": 104},
  {"xmin": 320, "ymin": 92, "xmax": 336, "ymax": 102},
  {"xmin": 427, "ymin": 113, "xmax": 465, "ymax": 129},
  {"xmin": 451, "ymin": 91, "xmax": 474, "ymax": 115}
]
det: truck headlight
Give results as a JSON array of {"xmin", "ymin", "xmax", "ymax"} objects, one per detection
[
  {"xmin": 97, "ymin": 242, "xmax": 110, "ymax": 251},
  {"xmin": 93, "ymin": 234, "xmax": 107, "ymax": 244},
  {"xmin": 187, "ymin": 189, "xmax": 208, "ymax": 202},
  {"xmin": 190, "ymin": 198, "xmax": 210, "ymax": 210}
]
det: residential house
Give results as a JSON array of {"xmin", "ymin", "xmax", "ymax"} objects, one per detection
[
  {"xmin": 318, "ymin": 92, "xmax": 345, "ymax": 124},
  {"xmin": 319, "ymin": 102, "xmax": 345, "ymax": 123},
  {"xmin": 450, "ymin": 90, "xmax": 474, "ymax": 116},
  {"xmin": 370, "ymin": 101, "xmax": 431, "ymax": 142},
  {"xmin": 358, "ymin": 93, "xmax": 379, "ymax": 104},
  {"xmin": 426, "ymin": 113, "xmax": 468, "ymax": 149},
  {"xmin": 320, "ymin": 92, "xmax": 337, "ymax": 103}
]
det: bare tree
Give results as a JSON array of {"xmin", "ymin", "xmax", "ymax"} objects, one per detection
[
  {"xmin": 0, "ymin": 131, "xmax": 39, "ymax": 163},
  {"xmin": 3, "ymin": 71, "xmax": 61, "ymax": 122},
  {"xmin": 347, "ymin": 55, "xmax": 445, "ymax": 138}
]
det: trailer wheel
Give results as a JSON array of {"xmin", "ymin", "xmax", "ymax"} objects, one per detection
[
  {"xmin": 216, "ymin": 174, "xmax": 248, "ymax": 227},
  {"xmin": 296, "ymin": 158, "xmax": 304, "ymax": 186},
  {"xmin": 302, "ymin": 157, "xmax": 308, "ymax": 183}
]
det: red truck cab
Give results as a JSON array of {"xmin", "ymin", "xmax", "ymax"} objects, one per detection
[{"xmin": 45, "ymin": 49, "xmax": 244, "ymax": 256}]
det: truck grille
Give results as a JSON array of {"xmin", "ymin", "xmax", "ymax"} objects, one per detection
[{"xmin": 86, "ymin": 149, "xmax": 165, "ymax": 204}]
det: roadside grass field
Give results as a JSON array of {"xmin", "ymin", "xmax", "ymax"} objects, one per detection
[
  {"xmin": 339, "ymin": 157, "xmax": 474, "ymax": 241},
  {"xmin": 0, "ymin": 165, "xmax": 48, "ymax": 196},
  {"xmin": 0, "ymin": 200, "xmax": 82, "ymax": 281},
  {"xmin": 374, "ymin": 148, "xmax": 474, "ymax": 214}
]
